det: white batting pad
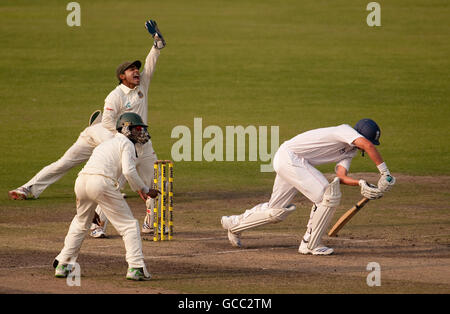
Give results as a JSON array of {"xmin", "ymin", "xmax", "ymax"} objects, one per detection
[
  {"xmin": 306, "ymin": 177, "xmax": 341, "ymax": 249},
  {"xmin": 145, "ymin": 197, "xmax": 156, "ymax": 225},
  {"xmin": 322, "ymin": 177, "xmax": 342, "ymax": 208},
  {"xmin": 230, "ymin": 204, "xmax": 296, "ymax": 234}
]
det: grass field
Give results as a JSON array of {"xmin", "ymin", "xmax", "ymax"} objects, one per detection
[{"xmin": 0, "ymin": 0, "xmax": 449, "ymax": 295}]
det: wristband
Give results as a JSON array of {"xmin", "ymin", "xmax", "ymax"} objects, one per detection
[{"xmin": 377, "ymin": 162, "xmax": 390, "ymax": 175}]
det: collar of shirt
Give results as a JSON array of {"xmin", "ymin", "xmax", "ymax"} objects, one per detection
[{"xmin": 119, "ymin": 83, "xmax": 138, "ymax": 95}]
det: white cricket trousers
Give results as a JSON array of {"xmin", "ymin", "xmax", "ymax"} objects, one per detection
[
  {"xmin": 24, "ymin": 136, "xmax": 94, "ymax": 198},
  {"xmin": 231, "ymin": 144, "xmax": 330, "ymax": 225},
  {"xmin": 23, "ymin": 134, "xmax": 157, "ymax": 199},
  {"xmin": 269, "ymin": 143, "xmax": 329, "ymax": 207},
  {"xmin": 55, "ymin": 174, "xmax": 147, "ymax": 269}
]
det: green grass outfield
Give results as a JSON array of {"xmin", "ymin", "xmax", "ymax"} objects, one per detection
[{"xmin": 0, "ymin": 0, "xmax": 449, "ymax": 203}]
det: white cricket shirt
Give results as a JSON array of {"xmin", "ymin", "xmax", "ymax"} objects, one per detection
[
  {"xmin": 79, "ymin": 133, "xmax": 149, "ymax": 193},
  {"xmin": 102, "ymin": 47, "xmax": 160, "ymax": 132},
  {"xmin": 283, "ymin": 124, "xmax": 363, "ymax": 170}
]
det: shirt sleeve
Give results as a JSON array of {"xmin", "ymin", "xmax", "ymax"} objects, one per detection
[
  {"xmin": 335, "ymin": 124, "xmax": 363, "ymax": 146},
  {"xmin": 102, "ymin": 90, "xmax": 121, "ymax": 133},
  {"xmin": 139, "ymin": 46, "xmax": 160, "ymax": 91},
  {"xmin": 335, "ymin": 157, "xmax": 353, "ymax": 172},
  {"xmin": 121, "ymin": 140, "xmax": 149, "ymax": 192}
]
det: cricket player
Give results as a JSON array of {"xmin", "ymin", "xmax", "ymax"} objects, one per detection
[
  {"xmin": 221, "ymin": 119, "xmax": 396, "ymax": 255},
  {"xmin": 53, "ymin": 112, "xmax": 159, "ymax": 281},
  {"xmin": 90, "ymin": 20, "xmax": 166, "ymax": 238},
  {"xmin": 8, "ymin": 20, "xmax": 165, "ymax": 203}
]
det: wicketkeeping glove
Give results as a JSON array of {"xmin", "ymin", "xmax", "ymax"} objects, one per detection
[
  {"xmin": 145, "ymin": 20, "xmax": 166, "ymax": 49},
  {"xmin": 359, "ymin": 180, "xmax": 383, "ymax": 200}
]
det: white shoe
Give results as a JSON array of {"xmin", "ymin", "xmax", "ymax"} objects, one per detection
[
  {"xmin": 227, "ymin": 230, "xmax": 242, "ymax": 248},
  {"xmin": 53, "ymin": 260, "xmax": 72, "ymax": 278},
  {"xmin": 298, "ymin": 240, "xmax": 334, "ymax": 255},
  {"xmin": 141, "ymin": 222, "xmax": 154, "ymax": 234},
  {"xmin": 221, "ymin": 216, "xmax": 242, "ymax": 248},
  {"xmin": 90, "ymin": 225, "xmax": 106, "ymax": 238},
  {"xmin": 126, "ymin": 267, "xmax": 151, "ymax": 281},
  {"xmin": 8, "ymin": 186, "xmax": 33, "ymax": 200},
  {"xmin": 55, "ymin": 264, "xmax": 71, "ymax": 278}
]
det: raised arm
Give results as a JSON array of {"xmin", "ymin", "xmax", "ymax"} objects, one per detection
[
  {"xmin": 140, "ymin": 20, "xmax": 166, "ymax": 89},
  {"xmin": 139, "ymin": 47, "xmax": 161, "ymax": 90}
]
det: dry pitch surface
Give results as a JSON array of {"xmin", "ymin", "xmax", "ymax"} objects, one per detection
[{"xmin": 0, "ymin": 173, "xmax": 449, "ymax": 294}]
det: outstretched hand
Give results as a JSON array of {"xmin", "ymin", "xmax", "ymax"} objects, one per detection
[{"xmin": 145, "ymin": 20, "xmax": 166, "ymax": 49}]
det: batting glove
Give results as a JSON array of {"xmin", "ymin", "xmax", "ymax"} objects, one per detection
[
  {"xmin": 145, "ymin": 20, "xmax": 166, "ymax": 49},
  {"xmin": 378, "ymin": 174, "xmax": 396, "ymax": 192},
  {"xmin": 359, "ymin": 180, "xmax": 383, "ymax": 200}
]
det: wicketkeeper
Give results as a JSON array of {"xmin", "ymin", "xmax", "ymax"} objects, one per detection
[
  {"xmin": 54, "ymin": 113, "xmax": 159, "ymax": 281},
  {"xmin": 90, "ymin": 20, "xmax": 166, "ymax": 238},
  {"xmin": 221, "ymin": 119, "xmax": 396, "ymax": 255}
]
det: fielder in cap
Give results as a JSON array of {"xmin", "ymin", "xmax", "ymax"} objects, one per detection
[
  {"xmin": 221, "ymin": 119, "xmax": 396, "ymax": 255},
  {"xmin": 54, "ymin": 113, "xmax": 159, "ymax": 281}
]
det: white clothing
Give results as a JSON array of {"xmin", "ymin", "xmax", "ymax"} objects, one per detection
[
  {"xmin": 269, "ymin": 124, "xmax": 361, "ymax": 206},
  {"xmin": 102, "ymin": 47, "xmax": 160, "ymax": 132},
  {"xmin": 81, "ymin": 133, "xmax": 150, "ymax": 193},
  {"xmin": 227, "ymin": 124, "xmax": 363, "ymax": 245},
  {"xmin": 283, "ymin": 124, "xmax": 361, "ymax": 171},
  {"xmin": 56, "ymin": 135, "xmax": 150, "ymax": 270},
  {"xmin": 24, "ymin": 124, "xmax": 114, "ymax": 198},
  {"xmin": 20, "ymin": 47, "xmax": 160, "ymax": 199},
  {"xmin": 94, "ymin": 47, "xmax": 160, "ymax": 222}
]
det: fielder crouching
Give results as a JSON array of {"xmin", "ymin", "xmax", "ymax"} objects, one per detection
[
  {"xmin": 221, "ymin": 119, "xmax": 396, "ymax": 255},
  {"xmin": 53, "ymin": 113, "xmax": 159, "ymax": 281}
]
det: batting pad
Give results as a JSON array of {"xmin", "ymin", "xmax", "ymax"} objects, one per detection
[
  {"xmin": 307, "ymin": 177, "xmax": 341, "ymax": 249},
  {"xmin": 145, "ymin": 197, "xmax": 156, "ymax": 224},
  {"xmin": 230, "ymin": 204, "xmax": 296, "ymax": 234}
]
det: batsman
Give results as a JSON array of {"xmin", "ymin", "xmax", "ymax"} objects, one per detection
[{"xmin": 221, "ymin": 119, "xmax": 396, "ymax": 255}]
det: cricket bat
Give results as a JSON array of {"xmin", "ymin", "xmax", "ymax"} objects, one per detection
[{"xmin": 328, "ymin": 197, "xmax": 370, "ymax": 237}]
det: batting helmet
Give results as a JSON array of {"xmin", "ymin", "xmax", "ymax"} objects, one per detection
[
  {"xmin": 116, "ymin": 112, "xmax": 150, "ymax": 144},
  {"xmin": 116, "ymin": 112, "xmax": 147, "ymax": 131},
  {"xmin": 354, "ymin": 118, "xmax": 381, "ymax": 145}
]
